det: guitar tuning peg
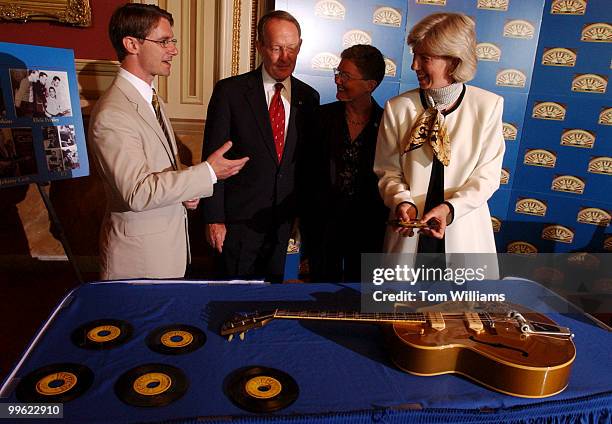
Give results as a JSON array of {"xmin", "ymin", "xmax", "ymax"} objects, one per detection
[
  {"xmin": 239, "ymin": 332, "xmax": 245, "ymax": 341},
  {"xmin": 227, "ymin": 334, "xmax": 234, "ymax": 342}
]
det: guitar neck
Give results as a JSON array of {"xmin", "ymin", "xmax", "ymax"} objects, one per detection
[{"xmin": 274, "ymin": 310, "xmax": 426, "ymax": 324}]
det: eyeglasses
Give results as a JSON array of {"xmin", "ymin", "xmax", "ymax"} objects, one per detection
[
  {"xmin": 333, "ymin": 68, "xmax": 365, "ymax": 82},
  {"xmin": 142, "ymin": 38, "xmax": 179, "ymax": 48}
]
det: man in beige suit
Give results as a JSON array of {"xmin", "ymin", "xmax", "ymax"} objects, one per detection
[{"xmin": 90, "ymin": 3, "xmax": 248, "ymax": 280}]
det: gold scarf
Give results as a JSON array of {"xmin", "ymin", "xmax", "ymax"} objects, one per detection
[{"xmin": 403, "ymin": 84, "xmax": 463, "ymax": 166}]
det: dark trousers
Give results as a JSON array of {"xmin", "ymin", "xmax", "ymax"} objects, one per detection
[
  {"xmin": 221, "ymin": 221, "xmax": 291, "ymax": 283},
  {"xmin": 307, "ymin": 200, "xmax": 385, "ymax": 283}
]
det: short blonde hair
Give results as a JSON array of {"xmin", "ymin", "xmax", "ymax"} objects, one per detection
[{"xmin": 407, "ymin": 13, "xmax": 477, "ymax": 83}]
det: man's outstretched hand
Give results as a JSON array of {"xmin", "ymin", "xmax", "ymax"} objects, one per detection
[{"xmin": 206, "ymin": 141, "xmax": 249, "ymax": 180}]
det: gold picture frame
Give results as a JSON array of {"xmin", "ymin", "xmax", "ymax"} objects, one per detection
[{"xmin": 0, "ymin": 0, "xmax": 91, "ymax": 27}]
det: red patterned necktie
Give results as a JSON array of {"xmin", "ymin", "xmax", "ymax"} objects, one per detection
[{"xmin": 269, "ymin": 82, "xmax": 285, "ymax": 162}]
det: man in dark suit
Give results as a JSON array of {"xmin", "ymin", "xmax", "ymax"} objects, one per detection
[{"xmin": 201, "ymin": 10, "xmax": 319, "ymax": 283}]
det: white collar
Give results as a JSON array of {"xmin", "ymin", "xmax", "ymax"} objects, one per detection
[
  {"xmin": 262, "ymin": 66, "xmax": 290, "ymax": 93},
  {"xmin": 118, "ymin": 67, "xmax": 155, "ymax": 105}
]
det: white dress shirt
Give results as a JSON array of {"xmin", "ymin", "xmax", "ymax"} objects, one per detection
[{"xmin": 262, "ymin": 66, "xmax": 291, "ymax": 141}]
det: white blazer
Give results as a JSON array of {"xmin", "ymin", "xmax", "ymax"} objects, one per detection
[{"xmin": 374, "ymin": 85, "xmax": 505, "ymax": 254}]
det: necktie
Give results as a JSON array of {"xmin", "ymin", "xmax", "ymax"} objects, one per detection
[
  {"xmin": 151, "ymin": 88, "xmax": 177, "ymax": 168},
  {"xmin": 269, "ymin": 82, "xmax": 285, "ymax": 162}
]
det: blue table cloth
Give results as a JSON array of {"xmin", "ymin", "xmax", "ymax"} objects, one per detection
[{"xmin": 1, "ymin": 280, "xmax": 611, "ymax": 423}]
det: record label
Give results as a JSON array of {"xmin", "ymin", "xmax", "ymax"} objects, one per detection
[
  {"xmin": 72, "ymin": 319, "xmax": 133, "ymax": 350},
  {"xmin": 146, "ymin": 324, "xmax": 206, "ymax": 355},
  {"xmin": 161, "ymin": 330, "xmax": 193, "ymax": 348},
  {"xmin": 36, "ymin": 371, "xmax": 78, "ymax": 395},
  {"xmin": 226, "ymin": 366, "xmax": 298, "ymax": 413},
  {"xmin": 133, "ymin": 372, "xmax": 172, "ymax": 396},
  {"xmin": 16, "ymin": 363, "xmax": 94, "ymax": 403},
  {"xmin": 87, "ymin": 325, "xmax": 121, "ymax": 343},
  {"xmin": 245, "ymin": 376, "xmax": 282, "ymax": 399},
  {"xmin": 115, "ymin": 364, "xmax": 188, "ymax": 407}
]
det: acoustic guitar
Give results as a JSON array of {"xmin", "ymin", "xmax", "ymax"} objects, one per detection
[{"xmin": 220, "ymin": 306, "xmax": 575, "ymax": 398}]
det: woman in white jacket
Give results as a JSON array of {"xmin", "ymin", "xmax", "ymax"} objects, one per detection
[{"xmin": 374, "ymin": 12, "xmax": 505, "ymax": 256}]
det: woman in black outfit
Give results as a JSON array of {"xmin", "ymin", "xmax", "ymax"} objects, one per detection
[{"xmin": 301, "ymin": 44, "xmax": 388, "ymax": 282}]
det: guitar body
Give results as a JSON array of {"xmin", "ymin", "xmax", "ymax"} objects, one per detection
[{"xmin": 385, "ymin": 312, "xmax": 576, "ymax": 398}]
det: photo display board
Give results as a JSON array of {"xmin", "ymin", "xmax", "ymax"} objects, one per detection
[{"xmin": 0, "ymin": 42, "xmax": 89, "ymax": 188}]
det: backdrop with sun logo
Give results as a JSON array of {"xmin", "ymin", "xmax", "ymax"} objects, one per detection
[{"xmin": 276, "ymin": 0, "xmax": 610, "ymax": 254}]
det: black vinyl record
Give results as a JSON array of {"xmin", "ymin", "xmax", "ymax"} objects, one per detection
[
  {"xmin": 16, "ymin": 363, "xmax": 94, "ymax": 403},
  {"xmin": 71, "ymin": 319, "xmax": 133, "ymax": 350},
  {"xmin": 225, "ymin": 366, "xmax": 299, "ymax": 413},
  {"xmin": 114, "ymin": 363, "xmax": 189, "ymax": 407},
  {"xmin": 145, "ymin": 324, "xmax": 206, "ymax": 355}
]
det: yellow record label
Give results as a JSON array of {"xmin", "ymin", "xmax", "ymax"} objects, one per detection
[
  {"xmin": 36, "ymin": 372, "xmax": 78, "ymax": 396},
  {"xmin": 87, "ymin": 325, "xmax": 121, "ymax": 343},
  {"xmin": 245, "ymin": 376, "xmax": 282, "ymax": 399},
  {"xmin": 161, "ymin": 330, "xmax": 194, "ymax": 348},
  {"xmin": 133, "ymin": 372, "xmax": 172, "ymax": 396}
]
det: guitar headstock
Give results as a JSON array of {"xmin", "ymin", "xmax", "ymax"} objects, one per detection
[{"xmin": 220, "ymin": 311, "xmax": 276, "ymax": 341}]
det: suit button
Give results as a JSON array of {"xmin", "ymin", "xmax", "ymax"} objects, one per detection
[{"xmin": 278, "ymin": 173, "xmax": 283, "ymax": 179}]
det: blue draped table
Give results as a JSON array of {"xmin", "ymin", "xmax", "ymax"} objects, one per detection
[{"xmin": 1, "ymin": 280, "xmax": 611, "ymax": 423}]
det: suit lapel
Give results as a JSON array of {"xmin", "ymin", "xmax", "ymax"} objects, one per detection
[
  {"xmin": 115, "ymin": 77, "xmax": 177, "ymax": 169},
  {"xmin": 282, "ymin": 76, "xmax": 304, "ymax": 167},
  {"xmin": 245, "ymin": 68, "xmax": 279, "ymax": 164}
]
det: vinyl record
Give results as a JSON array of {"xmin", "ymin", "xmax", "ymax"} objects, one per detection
[
  {"xmin": 145, "ymin": 324, "xmax": 206, "ymax": 355},
  {"xmin": 16, "ymin": 363, "xmax": 94, "ymax": 403},
  {"xmin": 71, "ymin": 319, "xmax": 133, "ymax": 350},
  {"xmin": 114, "ymin": 363, "xmax": 189, "ymax": 407},
  {"xmin": 225, "ymin": 366, "xmax": 298, "ymax": 413}
]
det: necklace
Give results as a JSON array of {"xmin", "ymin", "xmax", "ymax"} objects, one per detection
[{"xmin": 345, "ymin": 111, "xmax": 369, "ymax": 126}]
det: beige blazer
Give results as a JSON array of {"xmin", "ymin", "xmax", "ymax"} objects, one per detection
[
  {"xmin": 89, "ymin": 76, "xmax": 213, "ymax": 280},
  {"xmin": 374, "ymin": 85, "xmax": 505, "ymax": 255}
]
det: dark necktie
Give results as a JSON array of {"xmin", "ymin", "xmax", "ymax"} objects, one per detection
[
  {"xmin": 269, "ymin": 82, "xmax": 286, "ymax": 162},
  {"xmin": 151, "ymin": 88, "xmax": 177, "ymax": 168}
]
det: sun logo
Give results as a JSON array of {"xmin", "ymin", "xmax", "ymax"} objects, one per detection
[
  {"xmin": 476, "ymin": 43, "xmax": 501, "ymax": 62},
  {"xmin": 599, "ymin": 107, "xmax": 612, "ymax": 125},
  {"xmin": 491, "ymin": 217, "xmax": 502, "ymax": 232},
  {"xmin": 314, "ymin": 0, "xmax": 346, "ymax": 20},
  {"xmin": 515, "ymin": 198, "xmax": 547, "ymax": 216},
  {"xmin": 532, "ymin": 101, "xmax": 566, "ymax": 120},
  {"xmin": 416, "ymin": 0, "xmax": 447, "ymax": 5},
  {"xmin": 373, "ymin": 7, "xmax": 402, "ymax": 27},
  {"xmin": 384, "ymin": 58, "xmax": 397, "ymax": 77},
  {"xmin": 560, "ymin": 129, "xmax": 595, "ymax": 148},
  {"xmin": 577, "ymin": 208, "xmax": 611, "ymax": 227},
  {"xmin": 311, "ymin": 52, "xmax": 340, "ymax": 71},
  {"xmin": 343, "ymin": 30, "xmax": 372, "ymax": 48},
  {"xmin": 572, "ymin": 74, "xmax": 607, "ymax": 93},
  {"xmin": 551, "ymin": 176, "xmax": 585, "ymax": 194},
  {"xmin": 503, "ymin": 20, "xmax": 535, "ymax": 39},
  {"xmin": 500, "ymin": 168, "xmax": 510, "ymax": 184},
  {"xmin": 496, "ymin": 69, "xmax": 526, "ymax": 88},
  {"xmin": 542, "ymin": 47, "xmax": 576, "ymax": 67},
  {"xmin": 507, "ymin": 241, "xmax": 538, "ymax": 255},
  {"xmin": 542, "ymin": 225, "xmax": 574, "ymax": 244},
  {"xmin": 550, "ymin": 0, "xmax": 587, "ymax": 15},
  {"xmin": 524, "ymin": 149, "xmax": 557, "ymax": 168},
  {"xmin": 581, "ymin": 23, "xmax": 612, "ymax": 42},
  {"xmin": 502, "ymin": 122, "xmax": 518, "ymax": 140},
  {"xmin": 477, "ymin": 0, "xmax": 509, "ymax": 11},
  {"xmin": 588, "ymin": 157, "xmax": 612, "ymax": 175}
]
